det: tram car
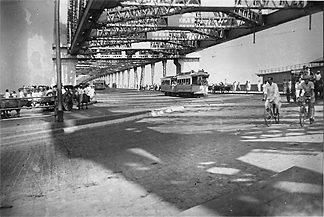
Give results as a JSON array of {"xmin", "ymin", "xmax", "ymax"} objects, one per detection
[{"xmin": 161, "ymin": 70, "xmax": 209, "ymax": 97}]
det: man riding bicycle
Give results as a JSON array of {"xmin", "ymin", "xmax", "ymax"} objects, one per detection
[
  {"xmin": 264, "ymin": 77, "xmax": 281, "ymax": 117},
  {"xmin": 299, "ymin": 75, "xmax": 315, "ymax": 122}
]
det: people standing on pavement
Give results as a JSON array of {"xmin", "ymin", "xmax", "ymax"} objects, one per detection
[
  {"xmin": 288, "ymin": 80, "xmax": 292, "ymax": 94},
  {"xmin": 77, "ymin": 85, "xmax": 84, "ymax": 104},
  {"xmin": 4, "ymin": 89, "xmax": 10, "ymax": 98},
  {"xmin": 283, "ymin": 79, "xmax": 288, "ymax": 94},
  {"xmin": 257, "ymin": 80, "xmax": 262, "ymax": 92},
  {"xmin": 11, "ymin": 91, "xmax": 17, "ymax": 98},
  {"xmin": 314, "ymin": 71, "xmax": 322, "ymax": 103},
  {"xmin": 18, "ymin": 89, "xmax": 24, "ymax": 98},
  {"xmin": 295, "ymin": 77, "xmax": 302, "ymax": 99},
  {"xmin": 237, "ymin": 82, "xmax": 241, "ymax": 91},
  {"xmin": 89, "ymin": 85, "xmax": 95, "ymax": 101},
  {"xmin": 232, "ymin": 81, "xmax": 237, "ymax": 92},
  {"xmin": 246, "ymin": 81, "xmax": 251, "ymax": 92}
]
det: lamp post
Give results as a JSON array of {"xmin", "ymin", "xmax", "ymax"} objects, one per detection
[{"xmin": 55, "ymin": 0, "xmax": 63, "ymax": 122}]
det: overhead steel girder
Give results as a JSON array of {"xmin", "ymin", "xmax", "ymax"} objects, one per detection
[
  {"xmin": 91, "ymin": 29, "xmax": 221, "ymax": 41},
  {"xmin": 100, "ymin": 5, "xmax": 262, "ymax": 26},
  {"xmin": 77, "ymin": 53, "xmax": 181, "ymax": 60},
  {"xmin": 120, "ymin": 0, "xmax": 307, "ymax": 9},
  {"xmin": 94, "ymin": 26, "xmax": 225, "ymax": 39},
  {"xmin": 70, "ymin": 0, "xmax": 121, "ymax": 54},
  {"xmin": 87, "ymin": 38, "xmax": 197, "ymax": 50},
  {"xmin": 196, "ymin": 2, "xmax": 323, "ymax": 53}
]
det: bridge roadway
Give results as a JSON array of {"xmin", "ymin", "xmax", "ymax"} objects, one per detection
[{"xmin": 0, "ymin": 89, "xmax": 323, "ymax": 216}]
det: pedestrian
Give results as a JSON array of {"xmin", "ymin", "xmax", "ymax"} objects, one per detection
[
  {"xmin": 237, "ymin": 82, "xmax": 241, "ymax": 91},
  {"xmin": 89, "ymin": 85, "xmax": 95, "ymax": 101},
  {"xmin": 232, "ymin": 81, "xmax": 237, "ymax": 92},
  {"xmin": 295, "ymin": 77, "xmax": 302, "ymax": 99},
  {"xmin": 257, "ymin": 80, "xmax": 262, "ymax": 92},
  {"xmin": 18, "ymin": 89, "xmax": 24, "ymax": 98},
  {"xmin": 262, "ymin": 81, "xmax": 267, "ymax": 100},
  {"xmin": 11, "ymin": 91, "xmax": 17, "ymax": 98},
  {"xmin": 283, "ymin": 79, "xmax": 288, "ymax": 94},
  {"xmin": 314, "ymin": 71, "xmax": 322, "ymax": 103},
  {"xmin": 4, "ymin": 89, "xmax": 10, "ymax": 98},
  {"xmin": 246, "ymin": 81, "xmax": 251, "ymax": 92},
  {"xmin": 288, "ymin": 80, "xmax": 292, "ymax": 93}
]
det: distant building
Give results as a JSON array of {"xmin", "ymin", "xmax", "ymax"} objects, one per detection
[{"xmin": 257, "ymin": 57, "xmax": 323, "ymax": 91}]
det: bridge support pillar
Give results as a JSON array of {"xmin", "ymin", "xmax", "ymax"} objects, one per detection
[
  {"xmin": 127, "ymin": 69, "xmax": 130, "ymax": 88},
  {"xmin": 53, "ymin": 47, "xmax": 77, "ymax": 86},
  {"xmin": 162, "ymin": 60, "xmax": 167, "ymax": 77},
  {"xmin": 173, "ymin": 59, "xmax": 181, "ymax": 75},
  {"xmin": 122, "ymin": 70, "xmax": 125, "ymax": 88},
  {"xmin": 151, "ymin": 63, "xmax": 155, "ymax": 85},
  {"xmin": 140, "ymin": 65, "xmax": 145, "ymax": 89},
  {"xmin": 134, "ymin": 67, "xmax": 138, "ymax": 90},
  {"xmin": 105, "ymin": 75, "xmax": 109, "ymax": 86},
  {"xmin": 178, "ymin": 52, "xmax": 201, "ymax": 73},
  {"xmin": 118, "ymin": 71, "xmax": 121, "ymax": 88}
]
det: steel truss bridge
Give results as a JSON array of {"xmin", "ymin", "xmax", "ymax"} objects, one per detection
[{"xmin": 67, "ymin": 0, "xmax": 323, "ymax": 82}]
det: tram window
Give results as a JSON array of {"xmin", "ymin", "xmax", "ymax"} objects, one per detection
[
  {"xmin": 186, "ymin": 79, "xmax": 190, "ymax": 84},
  {"xmin": 192, "ymin": 77, "xmax": 198, "ymax": 85},
  {"xmin": 162, "ymin": 80, "xmax": 170, "ymax": 85}
]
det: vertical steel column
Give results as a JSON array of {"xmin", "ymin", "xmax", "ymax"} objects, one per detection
[
  {"xmin": 151, "ymin": 63, "xmax": 155, "ymax": 85},
  {"xmin": 174, "ymin": 59, "xmax": 181, "ymax": 75},
  {"xmin": 122, "ymin": 70, "xmax": 125, "ymax": 88},
  {"xmin": 118, "ymin": 71, "xmax": 121, "ymax": 88},
  {"xmin": 162, "ymin": 60, "xmax": 167, "ymax": 77},
  {"xmin": 55, "ymin": 0, "xmax": 63, "ymax": 122},
  {"xmin": 127, "ymin": 69, "xmax": 130, "ymax": 88},
  {"xmin": 140, "ymin": 65, "xmax": 145, "ymax": 89},
  {"xmin": 134, "ymin": 67, "xmax": 138, "ymax": 89}
]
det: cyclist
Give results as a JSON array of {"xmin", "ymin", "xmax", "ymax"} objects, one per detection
[
  {"xmin": 264, "ymin": 77, "xmax": 281, "ymax": 117},
  {"xmin": 299, "ymin": 75, "xmax": 315, "ymax": 122}
]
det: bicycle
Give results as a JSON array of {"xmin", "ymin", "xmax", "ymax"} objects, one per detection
[
  {"xmin": 298, "ymin": 96, "xmax": 314, "ymax": 127},
  {"xmin": 264, "ymin": 100, "xmax": 279, "ymax": 127}
]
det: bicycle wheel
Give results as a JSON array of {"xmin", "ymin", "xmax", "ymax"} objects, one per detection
[
  {"xmin": 299, "ymin": 106, "xmax": 307, "ymax": 127},
  {"xmin": 264, "ymin": 108, "xmax": 272, "ymax": 127}
]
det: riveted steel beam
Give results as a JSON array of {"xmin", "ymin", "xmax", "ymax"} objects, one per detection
[{"xmin": 120, "ymin": 0, "xmax": 307, "ymax": 9}]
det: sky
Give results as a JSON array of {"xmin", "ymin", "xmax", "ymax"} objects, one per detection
[{"xmin": 0, "ymin": 1, "xmax": 323, "ymax": 91}]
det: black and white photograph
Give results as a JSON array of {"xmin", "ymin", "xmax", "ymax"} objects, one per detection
[{"xmin": 0, "ymin": 0, "xmax": 323, "ymax": 216}]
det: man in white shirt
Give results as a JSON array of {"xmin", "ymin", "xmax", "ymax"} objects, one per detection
[
  {"xmin": 264, "ymin": 77, "xmax": 281, "ymax": 114},
  {"xmin": 299, "ymin": 75, "xmax": 315, "ymax": 122},
  {"xmin": 4, "ymin": 89, "xmax": 10, "ymax": 98}
]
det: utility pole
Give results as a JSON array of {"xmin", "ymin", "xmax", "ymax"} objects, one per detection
[{"xmin": 55, "ymin": 0, "xmax": 63, "ymax": 122}]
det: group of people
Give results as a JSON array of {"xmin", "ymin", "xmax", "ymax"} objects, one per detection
[
  {"xmin": 263, "ymin": 66, "xmax": 320, "ymax": 123},
  {"xmin": 232, "ymin": 81, "xmax": 252, "ymax": 92},
  {"xmin": 3, "ymin": 86, "xmax": 51, "ymax": 99}
]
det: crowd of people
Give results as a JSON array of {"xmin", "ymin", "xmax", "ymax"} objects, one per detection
[
  {"xmin": 2, "ymin": 85, "xmax": 52, "ymax": 99},
  {"xmin": 2, "ymin": 84, "xmax": 96, "ymax": 103}
]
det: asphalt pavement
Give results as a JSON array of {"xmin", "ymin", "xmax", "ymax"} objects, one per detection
[{"xmin": 0, "ymin": 89, "xmax": 323, "ymax": 216}]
